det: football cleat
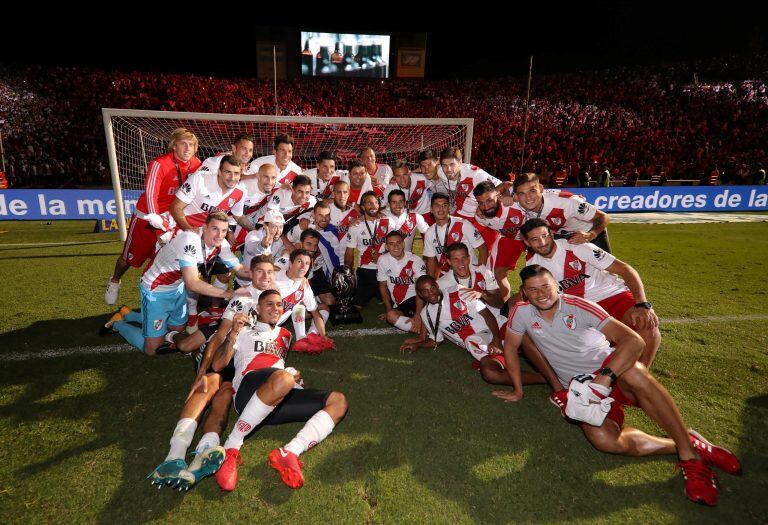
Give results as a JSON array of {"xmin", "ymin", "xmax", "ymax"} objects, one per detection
[
  {"xmin": 549, "ymin": 389, "xmax": 568, "ymax": 418},
  {"xmin": 689, "ymin": 429, "xmax": 742, "ymax": 475},
  {"xmin": 292, "ymin": 336, "xmax": 318, "ymax": 354},
  {"xmin": 214, "ymin": 448, "xmax": 242, "ymax": 492},
  {"xmin": 98, "ymin": 306, "xmax": 130, "ymax": 336},
  {"xmin": 675, "ymin": 459, "xmax": 719, "ymax": 506},
  {"xmin": 268, "ymin": 448, "xmax": 304, "ymax": 489},
  {"xmin": 105, "ymin": 279, "xmax": 121, "ymax": 305},
  {"xmin": 146, "ymin": 458, "xmax": 188, "ymax": 488},
  {"xmin": 176, "ymin": 446, "xmax": 226, "ymax": 490}
]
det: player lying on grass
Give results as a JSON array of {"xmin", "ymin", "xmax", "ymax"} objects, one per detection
[
  {"xmin": 493, "ymin": 265, "xmax": 741, "ymax": 506},
  {"xmin": 145, "ymin": 255, "xmax": 278, "ymax": 490},
  {"xmin": 100, "ymin": 212, "xmax": 249, "ymax": 355},
  {"xmin": 400, "ymin": 276, "xmax": 545, "ymax": 387},
  {"xmin": 212, "ymin": 289, "xmax": 348, "ymax": 490}
]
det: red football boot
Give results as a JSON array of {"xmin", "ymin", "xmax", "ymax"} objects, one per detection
[
  {"xmin": 549, "ymin": 389, "xmax": 568, "ymax": 418},
  {"xmin": 689, "ymin": 429, "xmax": 742, "ymax": 475},
  {"xmin": 214, "ymin": 448, "xmax": 242, "ymax": 492},
  {"xmin": 268, "ymin": 448, "xmax": 305, "ymax": 489},
  {"xmin": 675, "ymin": 458, "xmax": 719, "ymax": 506}
]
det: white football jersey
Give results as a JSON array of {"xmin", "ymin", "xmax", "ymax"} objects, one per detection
[
  {"xmin": 304, "ymin": 168, "xmax": 349, "ymax": 200},
  {"xmin": 269, "ymin": 188, "xmax": 317, "ymax": 223},
  {"xmin": 175, "ymin": 171, "xmax": 246, "ymax": 228},
  {"xmin": 376, "ymin": 252, "xmax": 427, "ymax": 306},
  {"xmin": 344, "ymin": 218, "xmax": 388, "ymax": 270},
  {"xmin": 474, "ymin": 202, "xmax": 526, "ymax": 239},
  {"xmin": 378, "ymin": 211, "xmax": 429, "ymax": 253},
  {"xmin": 329, "ymin": 203, "xmax": 361, "ymax": 240},
  {"xmin": 275, "ymin": 270, "xmax": 318, "ymax": 324},
  {"xmin": 248, "ymin": 155, "xmax": 302, "ymax": 186},
  {"xmin": 383, "ymin": 172, "xmax": 432, "ymax": 214},
  {"xmin": 438, "ymin": 264, "xmax": 505, "ymax": 324},
  {"xmin": 231, "ymin": 321, "xmax": 292, "ymax": 392},
  {"xmin": 422, "ymin": 217, "xmax": 484, "ymax": 273},
  {"xmin": 141, "ymin": 231, "xmax": 238, "ymax": 293},
  {"xmin": 520, "ymin": 190, "xmax": 597, "ymax": 236},
  {"xmin": 435, "ymin": 164, "xmax": 501, "ymax": 218},
  {"xmin": 367, "ymin": 163, "xmax": 393, "ymax": 187},
  {"xmin": 419, "ymin": 286, "xmax": 493, "ymax": 350},
  {"xmin": 195, "ymin": 153, "xmax": 257, "ymax": 178},
  {"xmin": 525, "ymin": 239, "xmax": 626, "ymax": 302}
]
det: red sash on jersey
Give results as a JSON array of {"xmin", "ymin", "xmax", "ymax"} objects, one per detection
[
  {"xmin": 392, "ymin": 260, "xmax": 415, "ymax": 305},
  {"xmin": 282, "ymin": 283, "xmax": 305, "ymax": 311},
  {"xmin": 244, "ymin": 193, "xmax": 271, "ymax": 217},
  {"xmin": 149, "ymin": 269, "xmax": 182, "ymax": 290},
  {"xmin": 186, "ymin": 188, "xmax": 245, "ymax": 227},
  {"xmin": 497, "ymin": 206, "xmax": 525, "ymax": 238},
  {"xmin": 399, "ymin": 213, "xmax": 418, "ymax": 237},
  {"xmin": 348, "ymin": 187, "xmax": 362, "ymax": 204},
  {"xmin": 279, "ymin": 170, "xmax": 299, "ymax": 185},
  {"xmin": 241, "ymin": 328, "xmax": 292, "ymax": 374},
  {"xmin": 336, "ymin": 208, "xmax": 360, "ymax": 239},
  {"xmin": 562, "ymin": 249, "xmax": 588, "ymax": 297},
  {"xmin": 454, "ymin": 177, "xmax": 474, "ymax": 216},
  {"xmin": 472, "ymin": 270, "xmax": 487, "ymax": 291},
  {"xmin": 317, "ymin": 174, "xmax": 341, "ymax": 200},
  {"xmin": 409, "ymin": 180, "xmax": 426, "ymax": 210},
  {"xmin": 283, "ymin": 200, "xmax": 311, "ymax": 221},
  {"xmin": 439, "ymin": 221, "xmax": 468, "ymax": 272},
  {"xmin": 360, "ymin": 222, "xmax": 388, "ymax": 266},
  {"xmin": 447, "ymin": 290, "xmax": 477, "ymax": 340},
  {"xmin": 545, "ymin": 208, "xmax": 568, "ymax": 232}
]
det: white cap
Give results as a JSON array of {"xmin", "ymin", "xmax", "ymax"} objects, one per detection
[{"xmin": 263, "ymin": 208, "xmax": 285, "ymax": 225}]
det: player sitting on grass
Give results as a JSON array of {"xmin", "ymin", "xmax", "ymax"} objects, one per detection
[
  {"xmin": 377, "ymin": 231, "xmax": 426, "ymax": 333},
  {"xmin": 100, "ymin": 212, "xmax": 248, "ymax": 355},
  {"xmin": 145, "ymin": 255, "xmax": 279, "ymax": 490},
  {"xmin": 494, "ymin": 265, "xmax": 741, "ymax": 506},
  {"xmin": 212, "ymin": 290, "xmax": 348, "ymax": 491}
]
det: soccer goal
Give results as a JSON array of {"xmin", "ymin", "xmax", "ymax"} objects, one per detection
[{"xmin": 102, "ymin": 108, "xmax": 474, "ymax": 240}]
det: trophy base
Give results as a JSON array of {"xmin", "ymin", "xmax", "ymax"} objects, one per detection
[{"xmin": 330, "ymin": 305, "xmax": 363, "ymax": 325}]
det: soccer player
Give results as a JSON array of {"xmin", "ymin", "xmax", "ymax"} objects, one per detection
[
  {"xmin": 212, "ymin": 290, "xmax": 348, "ymax": 490},
  {"xmin": 246, "ymin": 134, "xmax": 302, "ymax": 186},
  {"xmin": 379, "ymin": 189, "xmax": 429, "ymax": 254},
  {"xmin": 232, "ymin": 163, "xmax": 279, "ymax": 251},
  {"xmin": 105, "ymin": 128, "xmax": 200, "ymax": 305},
  {"xmin": 344, "ymin": 191, "xmax": 388, "ymax": 312},
  {"xmin": 377, "ymin": 231, "xmax": 426, "ymax": 333},
  {"xmin": 328, "ymin": 180, "xmax": 361, "ymax": 238},
  {"xmin": 196, "ymin": 134, "xmax": 255, "ymax": 176},
  {"xmin": 275, "ymin": 249, "xmax": 333, "ymax": 351},
  {"xmin": 512, "ymin": 172, "xmax": 612, "ymax": 252},
  {"xmin": 473, "ymin": 181, "xmax": 528, "ymax": 301},
  {"xmin": 170, "ymin": 154, "xmax": 252, "ymax": 233},
  {"xmin": 417, "ymin": 149, "xmax": 440, "ymax": 183},
  {"xmin": 361, "ymin": 147, "xmax": 393, "ymax": 190},
  {"xmin": 268, "ymin": 174, "xmax": 317, "ymax": 229},
  {"xmin": 236, "ymin": 209, "xmax": 285, "ymax": 289},
  {"xmin": 495, "ymin": 265, "xmax": 740, "ymax": 506},
  {"xmin": 344, "ymin": 160, "xmax": 376, "ymax": 205},
  {"xmin": 146, "ymin": 255, "xmax": 277, "ymax": 489},
  {"xmin": 422, "ymin": 193, "xmax": 486, "ymax": 277},
  {"xmin": 383, "ymin": 160, "xmax": 432, "ymax": 215},
  {"xmin": 520, "ymin": 218, "xmax": 660, "ymax": 367},
  {"xmin": 304, "ymin": 151, "xmax": 345, "ymax": 200},
  {"xmin": 101, "ymin": 212, "xmax": 247, "ymax": 355}
]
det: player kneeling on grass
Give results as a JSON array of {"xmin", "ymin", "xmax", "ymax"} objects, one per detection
[
  {"xmin": 100, "ymin": 212, "xmax": 250, "ymax": 356},
  {"xmin": 377, "ymin": 231, "xmax": 426, "ymax": 333},
  {"xmin": 212, "ymin": 290, "xmax": 348, "ymax": 490},
  {"xmin": 145, "ymin": 256, "xmax": 279, "ymax": 490},
  {"xmin": 400, "ymin": 276, "xmax": 545, "ymax": 387},
  {"xmin": 494, "ymin": 265, "xmax": 741, "ymax": 506}
]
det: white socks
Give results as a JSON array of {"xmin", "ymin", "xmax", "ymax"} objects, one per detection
[
  {"xmin": 292, "ymin": 305, "xmax": 307, "ymax": 339},
  {"xmin": 166, "ymin": 418, "xmax": 197, "ymax": 461},
  {"xmin": 393, "ymin": 316, "xmax": 413, "ymax": 332},
  {"xmin": 194, "ymin": 432, "xmax": 220, "ymax": 454},
  {"xmin": 223, "ymin": 394, "xmax": 275, "ymax": 450},
  {"xmin": 284, "ymin": 410, "xmax": 335, "ymax": 456}
]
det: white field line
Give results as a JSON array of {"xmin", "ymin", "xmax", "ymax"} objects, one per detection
[
  {"xmin": 0, "ymin": 240, "xmax": 118, "ymax": 248},
  {"xmin": 4, "ymin": 314, "xmax": 768, "ymax": 362}
]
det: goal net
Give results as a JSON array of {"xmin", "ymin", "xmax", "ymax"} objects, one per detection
[{"xmin": 102, "ymin": 109, "xmax": 474, "ymax": 240}]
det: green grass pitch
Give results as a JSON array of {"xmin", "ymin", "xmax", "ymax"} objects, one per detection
[{"xmin": 0, "ymin": 220, "xmax": 766, "ymax": 524}]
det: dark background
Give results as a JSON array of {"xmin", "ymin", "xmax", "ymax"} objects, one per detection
[{"xmin": 3, "ymin": 3, "xmax": 765, "ymax": 77}]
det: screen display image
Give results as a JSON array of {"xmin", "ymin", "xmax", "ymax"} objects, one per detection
[{"xmin": 301, "ymin": 32, "xmax": 390, "ymax": 78}]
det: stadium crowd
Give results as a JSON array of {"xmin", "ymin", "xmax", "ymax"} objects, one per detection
[{"xmin": 1, "ymin": 52, "xmax": 766, "ymax": 188}]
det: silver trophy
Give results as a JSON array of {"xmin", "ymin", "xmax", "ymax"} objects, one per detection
[{"xmin": 330, "ymin": 266, "xmax": 362, "ymax": 324}]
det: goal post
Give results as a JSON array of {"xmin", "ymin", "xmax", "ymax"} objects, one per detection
[{"xmin": 102, "ymin": 108, "xmax": 474, "ymax": 241}]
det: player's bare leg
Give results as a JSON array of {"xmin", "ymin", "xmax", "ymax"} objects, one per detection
[
  {"xmin": 383, "ymin": 308, "xmax": 416, "ymax": 333},
  {"xmin": 318, "ymin": 292, "xmax": 336, "ymax": 306},
  {"xmin": 479, "ymin": 356, "xmax": 546, "ymax": 385},
  {"xmin": 582, "ymin": 419, "xmax": 676, "ymax": 456}
]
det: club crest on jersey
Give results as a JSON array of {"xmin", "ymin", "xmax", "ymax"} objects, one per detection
[
  {"xmin": 405, "ymin": 219, "xmax": 413, "ymax": 229},
  {"xmin": 563, "ymin": 314, "xmax": 576, "ymax": 330},
  {"xmin": 153, "ymin": 319, "xmax": 163, "ymax": 331},
  {"xmin": 295, "ymin": 289, "xmax": 304, "ymax": 301},
  {"xmin": 477, "ymin": 280, "xmax": 486, "ymax": 290},
  {"xmin": 184, "ymin": 244, "xmax": 197, "ymax": 255},
  {"xmin": 228, "ymin": 198, "xmax": 235, "ymax": 208},
  {"xmin": 453, "ymin": 300, "xmax": 466, "ymax": 312},
  {"xmin": 460, "ymin": 182, "xmax": 471, "ymax": 192},
  {"xmin": 451, "ymin": 232, "xmax": 460, "ymax": 241},
  {"xmin": 511, "ymin": 216, "xmax": 520, "ymax": 225},
  {"xmin": 551, "ymin": 217, "xmax": 563, "ymax": 226},
  {"xmin": 568, "ymin": 260, "xmax": 583, "ymax": 271}
]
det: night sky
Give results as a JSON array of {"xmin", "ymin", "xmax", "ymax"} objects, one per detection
[{"xmin": 4, "ymin": 3, "xmax": 765, "ymax": 78}]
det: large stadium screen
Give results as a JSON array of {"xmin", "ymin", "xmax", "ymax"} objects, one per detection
[{"xmin": 300, "ymin": 32, "xmax": 390, "ymax": 78}]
